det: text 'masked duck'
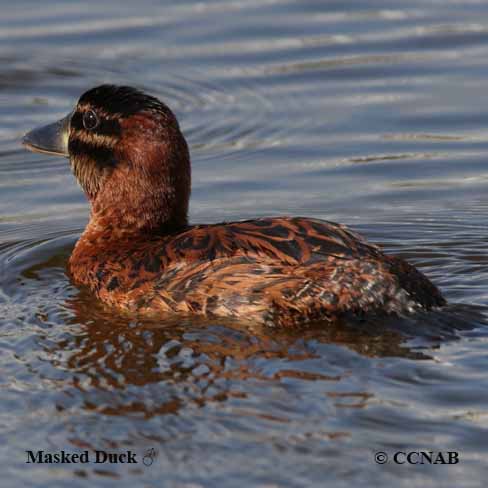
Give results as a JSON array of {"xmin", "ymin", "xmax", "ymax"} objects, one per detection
[{"xmin": 23, "ymin": 85, "xmax": 445, "ymax": 326}]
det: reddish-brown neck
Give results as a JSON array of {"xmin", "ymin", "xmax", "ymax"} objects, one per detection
[{"xmin": 84, "ymin": 112, "xmax": 191, "ymax": 239}]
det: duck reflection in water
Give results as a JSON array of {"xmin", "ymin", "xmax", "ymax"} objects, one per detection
[{"xmin": 47, "ymin": 289, "xmax": 481, "ymax": 420}]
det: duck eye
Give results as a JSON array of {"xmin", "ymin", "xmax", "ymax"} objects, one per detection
[{"xmin": 83, "ymin": 110, "xmax": 99, "ymax": 130}]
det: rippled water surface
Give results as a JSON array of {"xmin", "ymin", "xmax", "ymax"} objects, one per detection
[{"xmin": 2, "ymin": 1, "xmax": 488, "ymax": 486}]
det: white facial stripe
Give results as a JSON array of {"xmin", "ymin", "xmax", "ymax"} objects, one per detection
[{"xmin": 70, "ymin": 129, "xmax": 117, "ymax": 148}]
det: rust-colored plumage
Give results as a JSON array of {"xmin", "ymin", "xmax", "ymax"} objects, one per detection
[{"xmin": 23, "ymin": 85, "xmax": 445, "ymax": 326}]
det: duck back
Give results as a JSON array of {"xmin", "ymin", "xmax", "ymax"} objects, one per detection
[{"xmin": 69, "ymin": 217, "xmax": 445, "ymax": 326}]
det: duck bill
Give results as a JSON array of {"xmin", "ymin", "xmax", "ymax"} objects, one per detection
[{"xmin": 22, "ymin": 112, "xmax": 72, "ymax": 157}]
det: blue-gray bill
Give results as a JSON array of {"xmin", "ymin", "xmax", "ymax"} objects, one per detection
[{"xmin": 22, "ymin": 112, "xmax": 72, "ymax": 157}]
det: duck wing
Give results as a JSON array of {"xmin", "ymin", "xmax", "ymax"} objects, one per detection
[{"xmin": 148, "ymin": 217, "xmax": 444, "ymax": 322}]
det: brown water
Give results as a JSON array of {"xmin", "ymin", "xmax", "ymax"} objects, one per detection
[{"xmin": 2, "ymin": 1, "xmax": 488, "ymax": 487}]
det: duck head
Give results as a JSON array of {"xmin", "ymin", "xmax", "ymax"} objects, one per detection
[{"xmin": 23, "ymin": 85, "xmax": 191, "ymax": 234}]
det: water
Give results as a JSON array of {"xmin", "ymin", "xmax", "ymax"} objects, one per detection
[{"xmin": 1, "ymin": 1, "xmax": 488, "ymax": 486}]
